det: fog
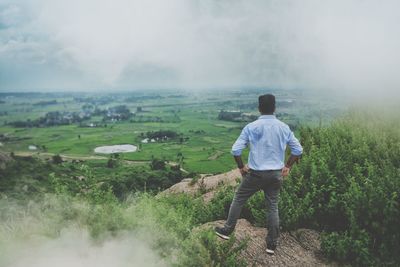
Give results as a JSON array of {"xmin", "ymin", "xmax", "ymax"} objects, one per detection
[
  {"xmin": 2, "ymin": 229, "xmax": 166, "ymax": 267},
  {"xmin": 1, "ymin": 0, "xmax": 399, "ymax": 93},
  {"xmin": 0, "ymin": 197, "xmax": 170, "ymax": 267}
]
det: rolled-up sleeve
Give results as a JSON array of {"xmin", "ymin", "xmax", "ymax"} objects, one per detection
[
  {"xmin": 287, "ymin": 130, "xmax": 303, "ymax": 156},
  {"xmin": 231, "ymin": 126, "xmax": 249, "ymax": 156}
]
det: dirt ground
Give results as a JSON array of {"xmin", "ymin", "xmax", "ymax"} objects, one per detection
[
  {"xmin": 203, "ymin": 219, "xmax": 337, "ymax": 267},
  {"xmin": 163, "ymin": 169, "xmax": 339, "ymax": 266}
]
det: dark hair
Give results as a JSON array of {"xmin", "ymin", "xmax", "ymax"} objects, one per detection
[{"xmin": 258, "ymin": 94, "xmax": 275, "ymax": 114}]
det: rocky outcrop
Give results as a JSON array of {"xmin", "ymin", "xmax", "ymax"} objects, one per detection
[
  {"xmin": 160, "ymin": 169, "xmax": 241, "ymax": 202},
  {"xmin": 163, "ymin": 169, "xmax": 338, "ymax": 266},
  {"xmin": 203, "ymin": 219, "xmax": 337, "ymax": 267}
]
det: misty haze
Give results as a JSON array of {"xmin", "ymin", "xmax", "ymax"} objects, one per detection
[{"xmin": 0, "ymin": 1, "xmax": 399, "ymax": 267}]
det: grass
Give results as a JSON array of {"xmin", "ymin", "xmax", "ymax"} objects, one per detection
[
  {"xmin": 0, "ymin": 109, "xmax": 244, "ymax": 173},
  {"xmin": 0, "ymin": 192, "xmax": 246, "ymax": 267},
  {"xmin": 0, "ymin": 90, "xmax": 341, "ymax": 173}
]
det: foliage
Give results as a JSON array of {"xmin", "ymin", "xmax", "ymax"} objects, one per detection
[
  {"xmin": 52, "ymin": 154, "xmax": 63, "ymax": 164},
  {"xmin": 1, "ymin": 107, "xmax": 399, "ymax": 266},
  {"xmin": 200, "ymin": 111, "xmax": 399, "ymax": 266},
  {"xmin": 146, "ymin": 130, "xmax": 179, "ymax": 139},
  {"xmin": 277, "ymin": 111, "xmax": 400, "ymax": 266},
  {"xmin": 0, "ymin": 156, "xmax": 184, "ymax": 199},
  {"xmin": 150, "ymin": 157, "xmax": 166, "ymax": 170},
  {"xmin": 0, "ymin": 192, "xmax": 246, "ymax": 266},
  {"xmin": 179, "ymin": 230, "xmax": 247, "ymax": 267},
  {"xmin": 106, "ymin": 153, "xmax": 120, "ymax": 168}
]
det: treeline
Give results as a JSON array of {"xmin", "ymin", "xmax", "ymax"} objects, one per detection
[
  {"xmin": 7, "ymin": 105, "xmax": 133, "ymax": 127},
  {"xmin": 32, "ymin": 100, "xmax": 58, "ymax": 106},
  {"xmin": 238, "ymin": 100, "xmax": 295, "ymax": 110},
  {"xmin": 145, "ymin": 130, "xmax": 179, "ymax": 139},
  {"xmin": 124, "ymin": 94, "xmax": 186, "ymax": 103},
  {"xmin": 217, "ymin": 110, "xmax": 298, "ymax": 130},
  {"xmin": 125, "ymin": 95, "xmax": 163, "ymax": 102},
  {"xmin": 217, "ymin": 110, "xmax": 258, "ymax": 122},
  {"xmin": 0, "ymin": 154, "xmax": 183, "ymax": 199},
  {"xmin": 129, "ymin": 114, "xmax": 181, "ymax": 123},
  {"xmin": 7, "ymin": 111, "xmax": 91, "ymax": 127}
]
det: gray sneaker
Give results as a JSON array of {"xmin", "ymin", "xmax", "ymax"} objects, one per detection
[
  {"xmin": 265, "ymin": 248, "xmax": 275, "ymax": 255},
  {"xmin": 215, "ymin": 226, "xmax": 232, "ymax": 240},
  {"xmin": 266, "ymin": 244, "xmax": 276, "ymax": 255}
]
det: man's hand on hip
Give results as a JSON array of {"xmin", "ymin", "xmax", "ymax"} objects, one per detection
[
  {"xmin": 234, "ymin": 155, "xmax": 249, "ymax": 176},
  {"xmin": 281, "ymin": 166, "xmax": 290, "ymax": 177},
  {"xmin": 239, "ymin": 165, "xmax": 249, "ymax": 176}
]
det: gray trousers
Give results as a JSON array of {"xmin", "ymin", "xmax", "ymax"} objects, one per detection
[{"xmin": 224, "ymin": 169, "xmax": 283, "ymax": 248}]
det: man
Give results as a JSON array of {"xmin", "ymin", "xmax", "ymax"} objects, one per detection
[{"xmin": 215, "ymin": 94, "xmax": 303, "ymax": 255}]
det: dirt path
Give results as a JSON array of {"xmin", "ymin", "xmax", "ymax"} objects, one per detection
[
  {"xmin": 12, "ymin": 151, "xmax": 148, "ymax": 165},
  {"xmin": 207, "ymin": 150, "xmax": 224, "ymax": 160},
  {"xmin": 203, "ymin": 219, "xmax": 337, "ymax": 267},
  {"xmin": 14, "ymin": 151, "xmax": 106, "ymax": 160},
  {"xmin": 12, "ymin": 151, "xmax": 189, "ymax": 170}
]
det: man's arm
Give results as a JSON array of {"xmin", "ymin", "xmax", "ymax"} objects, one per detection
[
  {"xmin": 285, "ymin": 154, "xmax": 301, "ymax": 168},
  {"xmin": 282, "ymin": 129, "xmax": 303, "ymax": 177},
  {"xmin": 231, "ymin": 126, "xmax": 249, "ymax": 176},
  {"xmin": 234, "ymin": 155, "xmax": 249, "ymax": 176}
]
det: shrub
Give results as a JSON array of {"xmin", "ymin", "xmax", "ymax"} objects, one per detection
[
  {"xmin": 277, "ymin": 111, "xmax": 400, "ymax": 266},
  {"xmin": 52, "ymin": 154, "xmax": 63, "ymax": 164}
]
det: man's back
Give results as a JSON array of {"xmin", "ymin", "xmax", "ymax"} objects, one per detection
[
  {"xmin": 216, "ymin": 94, "xmax": 303, "ymax": 255},
  {"xmin": 231, "ymin": 115, "xmax": 302, "ymax": 170}
]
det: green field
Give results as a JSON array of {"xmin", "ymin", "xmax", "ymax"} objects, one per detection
[{"xmin": 0, "ymin": 90, "xmax": 343, "ymax": 173}]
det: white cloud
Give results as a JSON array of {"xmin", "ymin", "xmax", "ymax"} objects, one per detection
[{"xmin": 0, "ymin": 0, "xmax": 400, "ymax": 93}]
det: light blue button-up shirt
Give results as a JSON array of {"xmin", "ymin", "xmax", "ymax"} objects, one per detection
[{"xmin": 231, "ymin": 115, "xmax": 303, "ymax": 170}]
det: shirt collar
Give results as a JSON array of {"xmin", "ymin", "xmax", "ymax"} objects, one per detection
[{"xmin": 259, "ymin": 115, "xmax": 276, "ymax": 120}]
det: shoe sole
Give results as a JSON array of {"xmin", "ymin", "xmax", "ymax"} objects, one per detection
[
  {"xmin": 266, "ymin": 248, "xmax": 275, "ymax": 255},
  {"xmin": 215, "ymin": 231, "xmax": 230, "ymax": 240}
]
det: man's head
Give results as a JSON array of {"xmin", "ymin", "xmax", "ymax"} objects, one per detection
[{"xmin": 258, "ymin": 94, "xmax": 276, "ymax": 114}]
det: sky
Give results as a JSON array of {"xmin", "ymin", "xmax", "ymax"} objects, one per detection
[{"xmin": 0, "ymin": 0, "xmax": 400, "ymax": 93}]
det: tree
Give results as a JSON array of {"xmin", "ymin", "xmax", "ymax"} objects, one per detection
[
  {"xmin": 107, "ymin": 153, "xmax": 120, "ymax": 168},
  {"xmin": 52, "ymin": 154, "xmax": 63, "ymax": 164},
  {"xmin": 150, "ymin": 157, "xmax": 166, "ymax": 170}
]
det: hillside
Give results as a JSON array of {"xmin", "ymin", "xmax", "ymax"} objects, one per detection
[
  {"xmin": 1, "ymin": 111, "xmax": 399, "ymax": 266},
  {"xmin": 204, "ymin": 219, "xmax": 335, "ymax": 267},
  {"xmin": 161, "ymin": 169, "xmax": 240, "ymax": 202},
  {"xmin": 161, "ymin": 169, "xmax": 337, "ymax": 266}
]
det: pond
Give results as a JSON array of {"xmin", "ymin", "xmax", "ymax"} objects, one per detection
[{"xmin": 94, "ymin": 144, "xmax": 138, "ymax": 154}]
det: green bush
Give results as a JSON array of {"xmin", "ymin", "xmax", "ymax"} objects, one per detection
[
  {"xmin": 0, "ymin": 192, "xmax": 246, "ymax": 266},
  {"xmin": 277, "ymin": 111, "xmax": 400, "ymax": 266},
  {"xmin": 206, "ymin": 111, "xmax": 399, "ymax": 266},
  {"xmin": 179, "ymin": 230, "xmax": 247, "ymax": 267}
]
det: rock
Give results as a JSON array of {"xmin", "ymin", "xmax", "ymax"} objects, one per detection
[
  {"xmin": 202, "ymin": 219, "xmax": 337, "ymax": 267},
  {"xmin": 76, "ymin": 175, "xmax": 86, "ymax": 181},
  {"xmin": 160, "ymin": 169, "xmax": 241, "ymax": 202}
]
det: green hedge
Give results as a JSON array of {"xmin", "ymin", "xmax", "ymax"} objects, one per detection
[{"xmin": 280, "ymin": 111, "xmax": 399, "ymax": 266}]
